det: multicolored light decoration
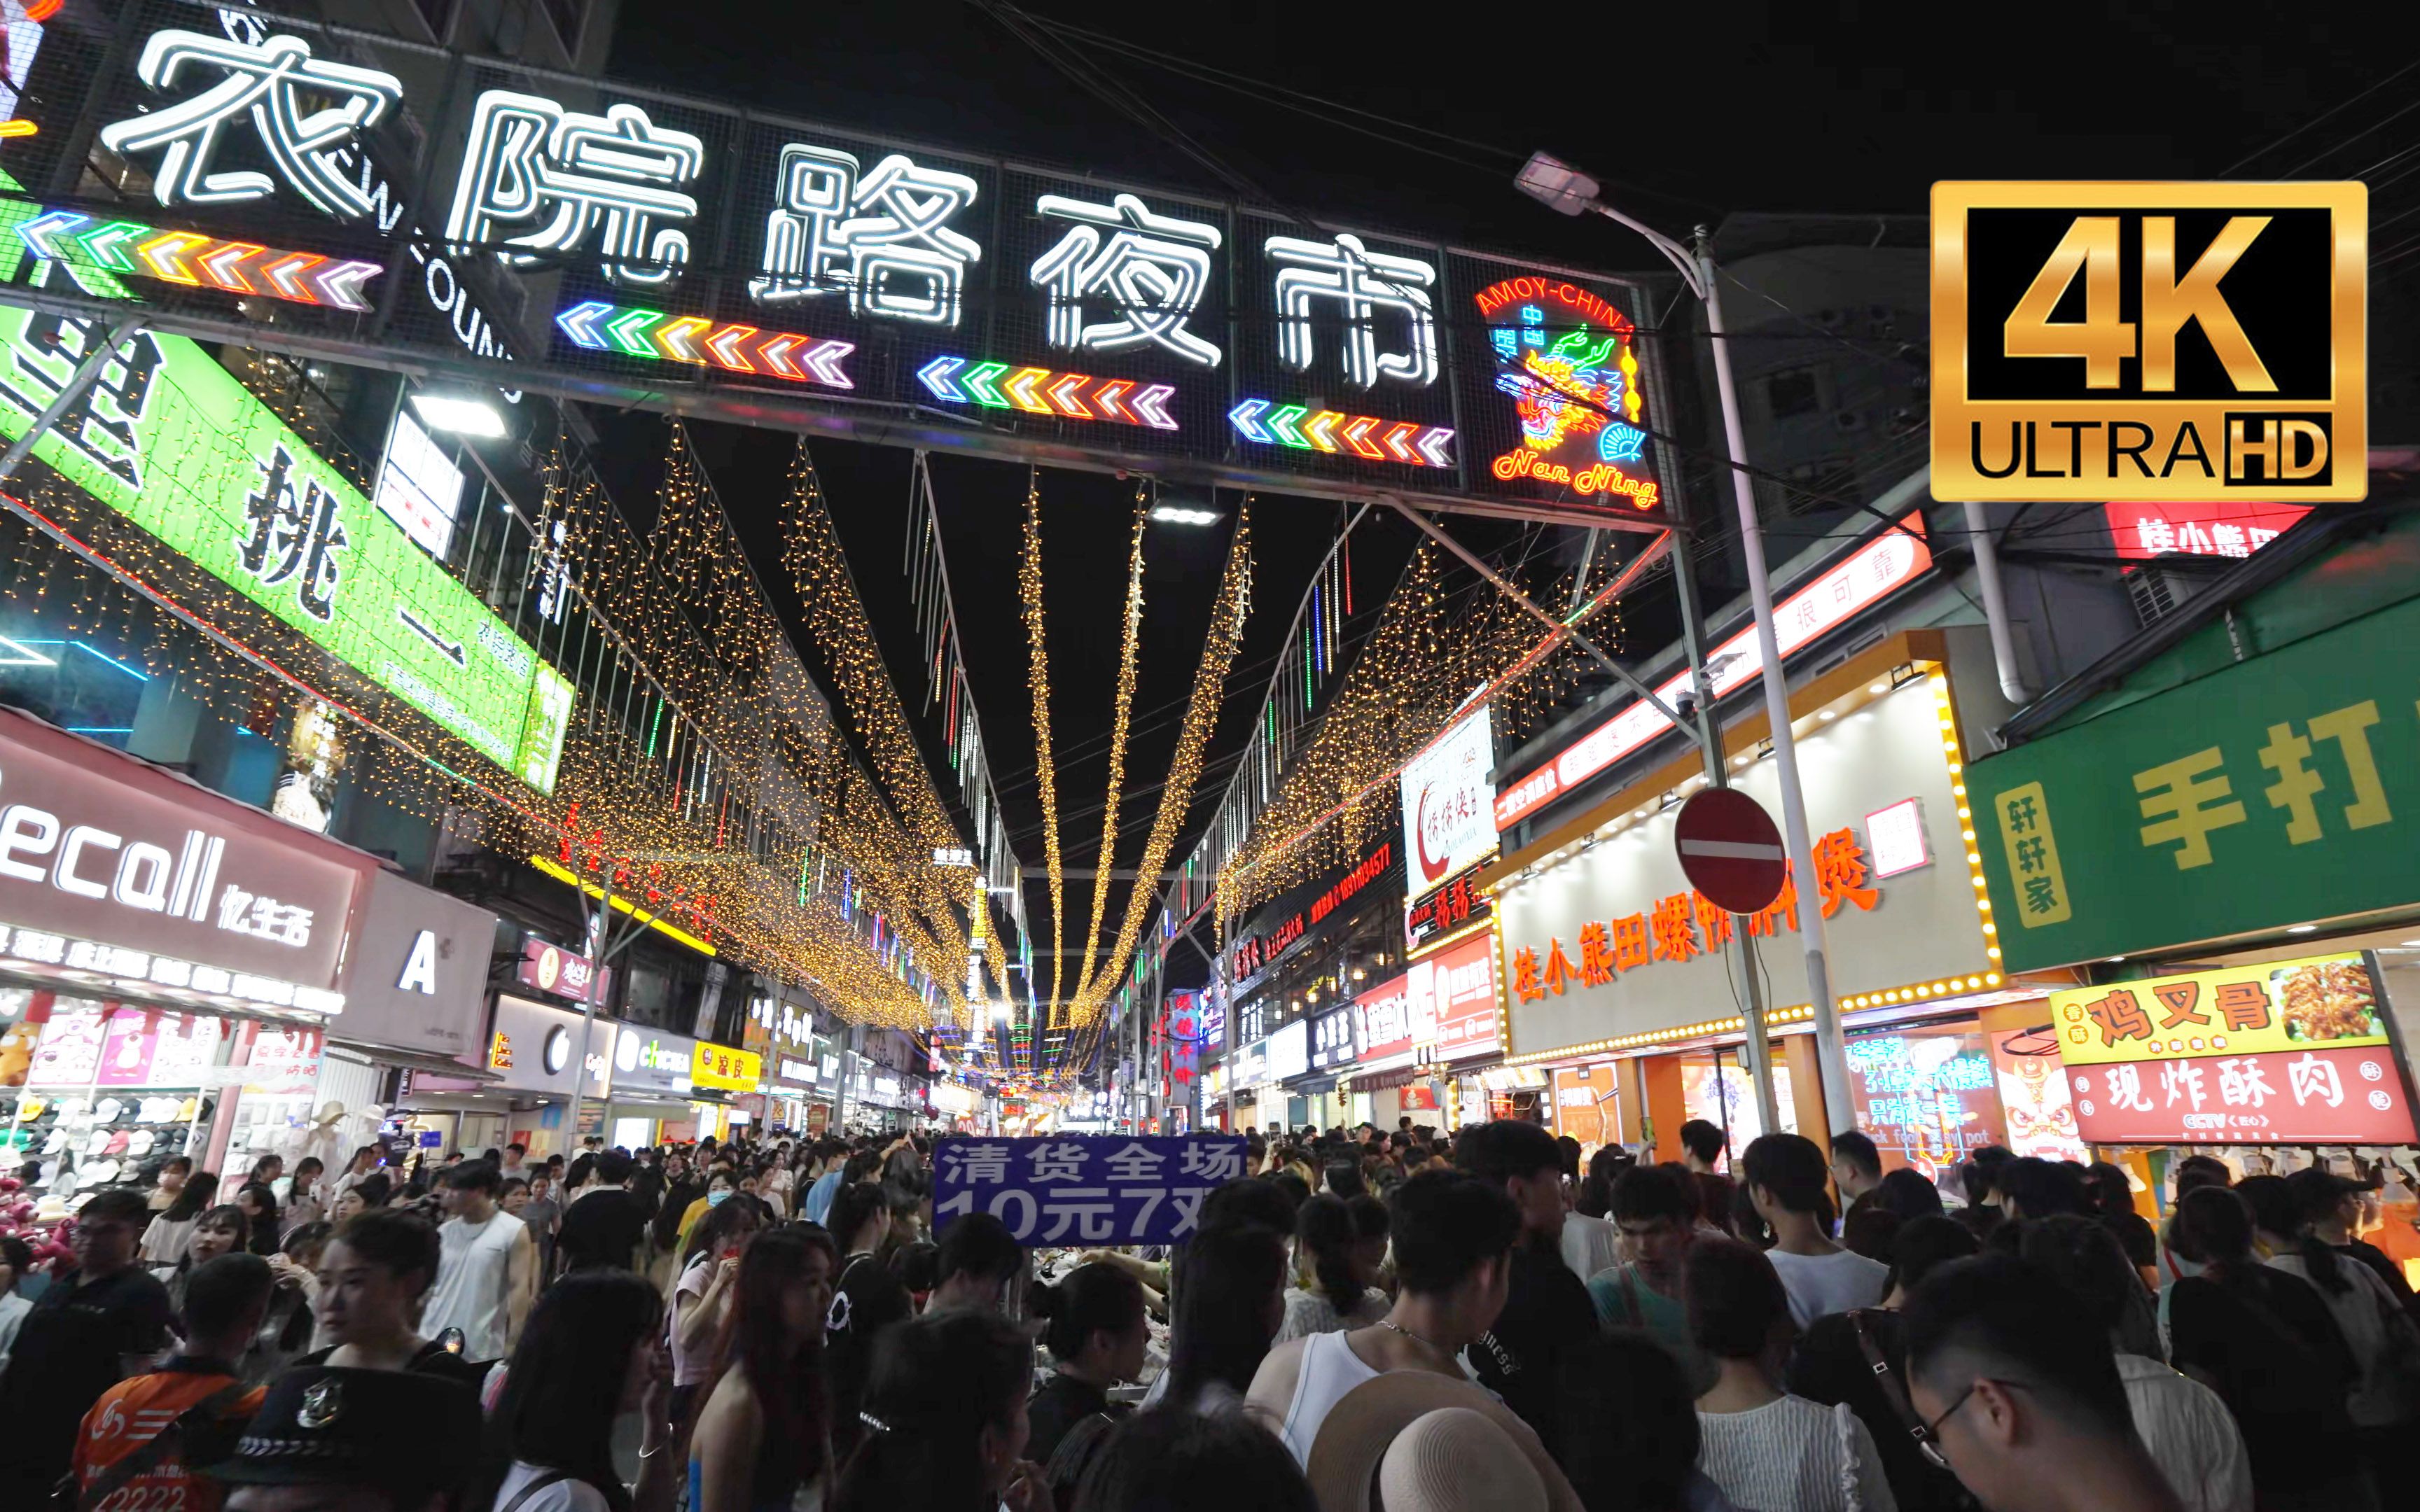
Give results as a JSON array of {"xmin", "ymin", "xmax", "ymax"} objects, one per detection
[
  {"xmin": 556, "ymin": 301, "xmax": 855, "ymax": 388},
  {"xmin": 1228, "ymin": 398, "xmax": 1452, "ymax": 468},
  {"xmin": 917, "ymin": 356, "xmax": 1177, "ymax": 430},
  {"xmin": 15, "ymin": 206, "xmax": 383, "ymax": 309}
]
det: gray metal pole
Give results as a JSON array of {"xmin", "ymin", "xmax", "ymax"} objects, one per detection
[
  {"xmin": 1695, "ymin": 232, "xmax": 1854, "ymax": 1136},
  {"xmin": 567, "ymin": 874, "xmax": 613, "ymax": 1147},
  {"xmin": 1667, "ymin": 524, "xmax": 1783, "ymax": 1138},
  {"xmin": 0, "ymin": 319, "xmax": 139, "ymax": 486}
]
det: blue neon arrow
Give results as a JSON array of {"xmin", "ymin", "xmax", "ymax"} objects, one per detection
[
  {"xmin": 555, "ymin": 301, "xmax": 615, "ymax": 349},
  {"xmin": 917, "ymin": 354, "xmax": 966, "ymax": 402},
  {"xmin": 20, "ymin": 210, "xmax": 89, "ymax": 264},
  {"xmin": 1228, "ymin": 398, "xmax": 1270, "ymax": 443}
]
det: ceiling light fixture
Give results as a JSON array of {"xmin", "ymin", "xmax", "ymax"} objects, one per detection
[
  {"xmin": 408, "ymin": 393, "xmax": 508, "ymax": 438},
  {"xmin": 1149, "ymin": 505, "xmax": 1221, "ymax": 526}
]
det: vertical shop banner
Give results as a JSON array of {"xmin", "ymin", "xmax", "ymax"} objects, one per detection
[
  {"xmin": 1401, "ymin": 706, "xmax": 1496, "ymax": 899},
  {"xmin": 1977, "ymin": 596, "xmax": 2420, "ymax": 971},
  {"xmin": 2051, "ymin": 953, "xmax": 2419, "ymax": 1145},
  {"xmin": 933, "ymin": 1134, "xmax": 1249, "ymax": 1244}
]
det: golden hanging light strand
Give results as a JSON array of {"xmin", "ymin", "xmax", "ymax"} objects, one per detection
[
  {"xmin": 1073, "ymin": 500, "xmax": 1253, "ymax": 1024},
  {"xmin": 1019, "ymin": 468, "xmax": 1067, "ymax": 1018},
  {"xmin": 1071, "ymin": 486, "xmax": 1149, "ymax": 1004}
]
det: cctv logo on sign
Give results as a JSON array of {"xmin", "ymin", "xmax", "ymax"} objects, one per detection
[{"xmin": 1932, "ymin": 183, "xmax": 2365, "ymax": 501}]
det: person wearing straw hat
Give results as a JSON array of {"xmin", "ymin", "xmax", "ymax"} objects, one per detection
[
  {"xmin": 1247, "ymin": 1170, "xmax": 1520, "ymax": 1469},
  {"xmin": 1304, "ymin": 1373, "xmax": 1585, "ymax": 1512}
]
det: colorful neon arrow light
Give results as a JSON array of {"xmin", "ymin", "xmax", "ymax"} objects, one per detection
[
  {"xmin": 1228, "ymin": 397, "xmax": 1452, "ymax": 469},
  {"xmin": 555, "ymin": 301, "xmax": 856, "ymax": 390},
  {"xmin": 916, "ymin": 355, "xmax": 1178, "ymax": 431},
  {"xmin": 17, "ymin": 206, "xmax": 383, "ymax": 311}
]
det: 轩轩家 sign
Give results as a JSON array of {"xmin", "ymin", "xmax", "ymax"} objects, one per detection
[
  {"xmin": 932, "ymin": 1133, "xmax": 1248, "ymax": 1246},
  {"xmin": 0, "ymin": 1, "xmax": 1674, "ymax": 525},
  {"xmin": 1975, "ymin": 591, "xmax": 2420, "ymax": 972},
  {"xmin": 1931, "ymin": 181, "xmax": 2365, "ymax": 503},
  {"xmin": 2051, "ymin": 953, "xmax": 2419, "ymax": 1146}
]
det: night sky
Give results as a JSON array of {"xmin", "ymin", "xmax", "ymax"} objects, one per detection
[{"xmin": 592, "ymin": 2, "xmax": 2420, "ymax": 998}]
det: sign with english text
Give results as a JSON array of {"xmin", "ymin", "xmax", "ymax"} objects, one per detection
[{"xmin": 932, "ymin": 1133, "xmax": 1249, "ymax": 1245}]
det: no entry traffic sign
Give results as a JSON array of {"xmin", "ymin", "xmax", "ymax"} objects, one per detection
[{"xmin": 1674, "ymin": 788, "xmax": 1788, "ymax": 914}]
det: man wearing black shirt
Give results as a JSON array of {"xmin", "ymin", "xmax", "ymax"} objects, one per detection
[
  {"xmin": 552, "ymin": 1149, "xmax": 649, "ymax": 1275},
  {"xmin": 0, "ymin": 1187, "xmax": 175, "ymax": 1500},
  {"xmin": 823, "ymin": 1181, "xmax": 912, "ymax": 1464},
  {"xmin": 1454, "ymin": 1119, "xmax": 1597, "ymax": 1457}
]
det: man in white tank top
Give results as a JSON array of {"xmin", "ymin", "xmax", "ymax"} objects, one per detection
[
  {"xmin": 420, "ymin": 1158, "xmax": 534, "ymax": 1366},
  {"xmin": 1247, "ymin": 1169, "xmax": 1522, "ymax": 1467}
]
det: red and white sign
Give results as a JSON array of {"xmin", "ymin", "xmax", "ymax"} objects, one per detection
[
  {"xmin": 27, "ymin": 1004, "xmax": 228, "ymax": 1088},
  {"xmin": 1401, "ymin": 706, "xmax": 1496, "ymax": 894},
  {"xmin": 518, "ymin": 937, "xmax": 609, "ymax": 1004},
  {"xmin": 2102, "ymin": 500, "xmax": 2310, "ymax": 562},
  {"xmin": 2068, "ymin": 1042, "xmax": 2417, "ymax": 1147},
  {"xmin": 1407, "ymin": 932, "xmax": 1500, "ymax": 1062},
  {"xmin": 1674, "ymin": 788, "xmax": 1788, "ymax": 914},
  {"xmin": 1356, "ymin": 973, "xmax": 1414, "ymax": 1068},
  {"xmin": 1494, "ymin": 516, "xmax": 1932, "ymax": 830}
]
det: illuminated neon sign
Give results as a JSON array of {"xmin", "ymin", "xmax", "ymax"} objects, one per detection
[
  {"xmin": 1475, "ymin": 276, "xmax": 1653, "ymax": 505},
  {"xmin": 18, "ymin": 206, "xmax": 381, "ymax": 309},
  {"xmin": 917, "ymin": 356, "xmax": 1177, "ymax": 430},
  {"xmin": 554, "ymin": 302, "xmax": 854, "ymax": 388},
  {"xmin": 1228, "ymin": 398, "xmax": 1450, "ymax": 468}
]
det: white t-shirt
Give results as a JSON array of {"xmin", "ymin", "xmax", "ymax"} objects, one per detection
[
  {"xmin": 1559, "ymin": 1212, "xmax": 1623, "ymax": 1284},
  {"xmin": 2115, "ymin": 1354, "xmax": 2253, "ymax": 1512},
  {"xmin": 1697, "ymin": 1395, "xmax": 1896, "ymax": 1512},
  {"xmin": 1763, "ymin": 1247, "xmax": 1889, "ymax": 1329},
  {"xmin": 491, "ymin": 1461, "xmax": 612, "ymax": 1512},
  {"xmin": 424, "ymin": 1208, "xmax": 527, "ymax": 1362}
]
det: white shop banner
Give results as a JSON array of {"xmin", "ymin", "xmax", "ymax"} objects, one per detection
[{"xmin": 1402, "ymin": 705, "xmax": 1496, "ymax": 899}]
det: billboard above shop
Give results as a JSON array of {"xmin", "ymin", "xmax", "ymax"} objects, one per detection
[
  {"xmin": 1494, "ymin": 672, "xmax": 1991, "ymax": 1058},
  {"xmin": 1406, "ymin": 931, "xmax": 1500, "ymax": 1063},
  {"xmin": 0, "ymin": 1, "xmax": 1676, "ymax": 526},
  {"xmin": 1977, "ymin": 592, "xmax": 2420, "ymax": 972},
  {"xmin": 2051, "ymin": 953, "xmax": 2419, "ymax": 1146},
  {"xmin": 1401, "ymin": 706, "xmax": 1496, "ymax": 900}
]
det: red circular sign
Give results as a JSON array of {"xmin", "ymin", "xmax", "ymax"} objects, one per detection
[{"xmin": 1674, "ymin": 788, "xmax": 1788, "ymax": 914}]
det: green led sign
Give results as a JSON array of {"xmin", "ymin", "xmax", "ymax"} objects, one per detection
[{"xmin": 0, "ymin": 284, "xmax": 572, "ymax": 792}]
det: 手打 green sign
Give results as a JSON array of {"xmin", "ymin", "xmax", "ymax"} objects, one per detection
[
  {"xmin": 0, "ymin": 294, "xmax": 571, "ymax": 792},
  {"xmin": 1975, "ymin": 593, "xmax": 2420, "ymax": 970}
]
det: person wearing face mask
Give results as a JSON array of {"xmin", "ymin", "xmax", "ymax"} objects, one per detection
[
  {"xmin": 670, "ymin": 1199, "xmax": 762, "ymax": 1424},
  {"xmin": 672, "ymin": 1166, "xmax": 739, "ymax": 1259},
  {"xmin": 471, "ymin": 1270, "xmax": 680, "ymax": 1512},
  {"xmin": 1025, "ymin": 1263, "xmax": 1150, "ymax": 1508}
]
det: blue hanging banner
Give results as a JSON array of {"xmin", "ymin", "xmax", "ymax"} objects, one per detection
[{"xmin": 933, "ymin": 1133, "xmax": 1249, "ymax": 1246}]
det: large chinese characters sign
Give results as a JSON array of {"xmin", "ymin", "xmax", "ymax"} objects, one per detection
[
  {"xmin": 2052, "ymin": 954, "xmax": 2419, "ymax": 1145},
  {"xmin": 0, "ymin": 1, "xmax": 1671, "ymax": 525},
  {"xmin": 931, "ymin": 1133, "xmax": 1249, "ymax": 1246}
]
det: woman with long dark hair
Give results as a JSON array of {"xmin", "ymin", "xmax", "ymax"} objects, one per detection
[
  {"xmin": 669, "ymin": 1196, "xmax": 762, "ymax": 1423},
  {"xmin": 1276, "ymin": 1194, "xmax": 1387, "ymax": 1342},
  {"xmin": 828, "ymin": 1308, "xmax": 1048, "ymax": 1512},
  {"xmin": 690, "ymin": 1226, "xmax": 836, "ymax": 1512},
  {"xmin": 139, "ymin": 1170, "xmax": 219, "ymax": 1268},
  {"xmin": 1162, "ymin": 1223, "xmax": 1288, "ymax": 1409},
  {"xmin": 475, "ymin": 1270, "xmax": 677, "ymax": 1512},
  {"xmin": 164, "ymin": 1203, "xmax": 247, "ymax": 1320},
  {"xmin": 235, "ymin": 1181, "xmax": 283, "ymax": 1256},
  {"xmin": 2240, "ymin": 1173, "xmax": 2420, "ymax": 1466}
]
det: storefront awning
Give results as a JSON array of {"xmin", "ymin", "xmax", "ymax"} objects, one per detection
[
  {"xmin": 326, "ymin": 1038, "xmax": 503, "ymax": 1084},
  {"xmin": 1347, "ymin": 1065, "xmax": 1426, "ymax": 1092}
]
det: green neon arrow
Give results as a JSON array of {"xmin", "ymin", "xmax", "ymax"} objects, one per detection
[
  {"xmin": 961, "ymin": 361, "xmax": 1010, "ymax": 407},
  {"xmin": 604, "ymin": 307, "xmax": 665, "ymax": 358},
  {"xmin": 1267, "ymin": 404, "xmax": 1310, "ymax": 448},
  {"xmin": 79, "ymin": 223, "xmax": 151, "ymax": 274}
]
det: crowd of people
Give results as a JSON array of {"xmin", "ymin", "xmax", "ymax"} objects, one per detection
[{"xmin": 0, "ymin": 1115, "xmax": 2410, "ymax": 1512}]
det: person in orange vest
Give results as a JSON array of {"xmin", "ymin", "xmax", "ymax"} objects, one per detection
[{"xmin": 74, "ymin": 1252, "xmax": 274, "ymax": 1511}]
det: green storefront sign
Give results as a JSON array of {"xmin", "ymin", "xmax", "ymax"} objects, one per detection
[
  {"xmin": 1975, "ymin": 591, "xmax": 2420, "ymax": 971},
  {"xmin": 0, "ymin": 294, "xmax": 571, "ymax": 792}
]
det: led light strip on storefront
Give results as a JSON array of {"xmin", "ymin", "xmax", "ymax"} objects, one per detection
[{"xmin": 0, "ymin": 923, "xmax": 342, "ymax": 1014}]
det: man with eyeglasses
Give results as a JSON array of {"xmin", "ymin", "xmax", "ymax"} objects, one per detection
[{"xmin": 1902, "ymin": 1254, "xmax": 2188, "ymax": 1512}]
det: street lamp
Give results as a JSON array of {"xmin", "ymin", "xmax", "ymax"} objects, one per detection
[{"xmin": 1516, "ymin": 152, "xmax": 1855, "ymax": 1137}]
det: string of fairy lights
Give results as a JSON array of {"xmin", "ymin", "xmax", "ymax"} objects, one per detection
[
  {"xmin": 1071, "ymin": 485, "xmax": 1150, "ymax": 1007},
  {"xmin": 1018, "ymin": 468, "xmax": 1069, "ymax": 1021}
]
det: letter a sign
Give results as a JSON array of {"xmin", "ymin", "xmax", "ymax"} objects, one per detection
[
  {"xmin": 1931, "ymin": 182, "xmax": 2365, "ymax": 504},
  {"xmin": 397, "ymin": 928, "xmax": 439, "ymax": 995}
]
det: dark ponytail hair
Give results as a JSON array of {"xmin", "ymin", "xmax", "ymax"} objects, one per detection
[
  {"xmin": 1295, "ymin": 1194, "xmax": 1362, "ymax": 1307},
  {"xmin": 828, "ymin": 1309, "xmax": 1030, "ymax": 1512},
  {"xmin": 2237, "ymin": 1173, "xmax": 2346, "ymax": 1296},
  {"xmin": 1164, "ymin": 1224, "xmax": 1286, "ymax": 1407},
  {"xmin": 1029, "ymin": 1261, "xmax": 1144, "ymax": 1364},
  {"xmin": 2169, "ymin": 1184, "xmax": 2260, "ymax": 1287}
]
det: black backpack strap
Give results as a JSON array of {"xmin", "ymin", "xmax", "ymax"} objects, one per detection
[
  {"xmin": 1043, "ymin": 1411, "xmax": 1122, "ymax": 1509},
  {"xmin": 496, "ymin": 1469, "xmax": 578, "ymax": 1512}
]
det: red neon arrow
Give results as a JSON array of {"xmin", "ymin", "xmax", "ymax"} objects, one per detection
[
  {"xmin": 1044, "ymin": 372, "xmax": 1092, "ymax": 419},
  {"xmin": 758, "ymin": 332, "xmax": 806, "ymax": 379},
  {"xmin": 1378, "ymin": 420, "xmax": 1420, "ymax": 463},
  {"xmin": 260, "ymin": 251, "xmax": 328, "ymax": 304},
  {"xmin": 1093, "ymin": 379, "xmax": 1136, "ymax": 424},
  {"xmin": 1341, "ymin": 413, "xmax": 1384, "ymax": 460}
]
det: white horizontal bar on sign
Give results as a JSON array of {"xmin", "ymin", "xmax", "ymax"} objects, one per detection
[{"xmin": 1678, "ymin": 839, "xmax": 1785, "ymax": 860}]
